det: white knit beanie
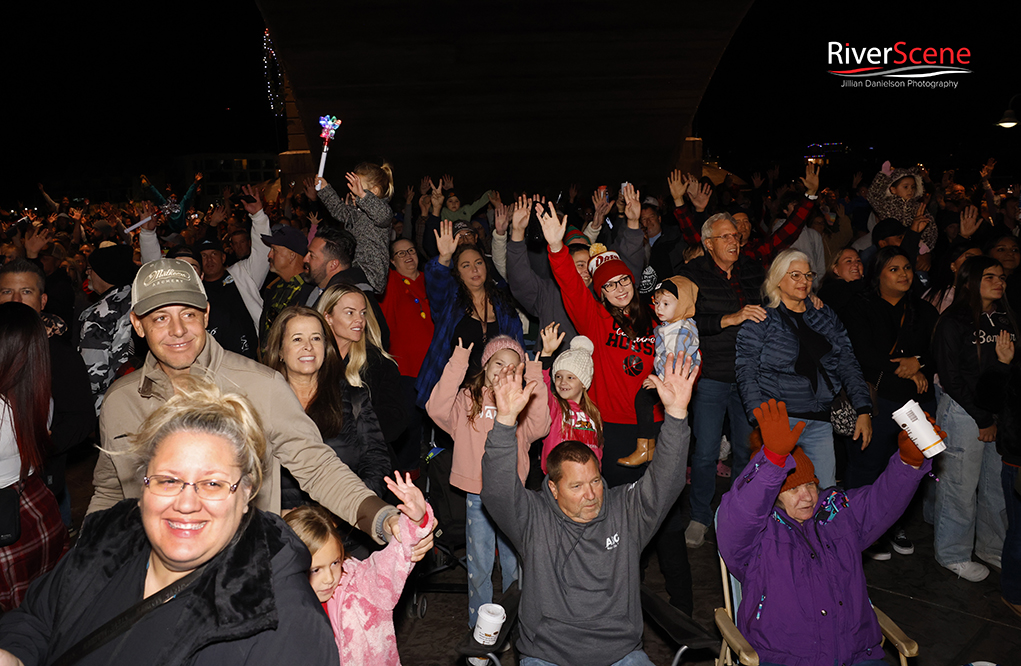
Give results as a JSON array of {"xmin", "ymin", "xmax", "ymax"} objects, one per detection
[{"xmin": 552, "ymin": 335, "xmax": 595, "ymax": 390}]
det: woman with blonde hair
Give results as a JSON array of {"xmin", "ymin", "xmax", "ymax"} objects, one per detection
[
  {"xmin": 318, "ymin": 284, "xmax": 407, "ymax": 445},
  {"xmin": 735, "ymin": 248, "xmax": 872, "ymax": 488},
  {"xmin": 263, "ymin": 306, "xmax": 391, "ymax": 525},
  {"xmin": 0, "ymin": 374, "xmax": 339, "ymax": 665}
]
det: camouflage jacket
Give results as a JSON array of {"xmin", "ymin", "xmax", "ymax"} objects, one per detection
[{"xmin": 79, "ymin": 284, "xmax": 134, "ymax": 414}]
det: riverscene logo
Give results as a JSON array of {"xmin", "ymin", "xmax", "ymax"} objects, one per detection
[{"xmin": 828, "ymin": 41, "xmax": 971, "ymax": 89}]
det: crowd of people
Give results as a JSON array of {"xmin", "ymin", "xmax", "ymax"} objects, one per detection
[{"xmin": 0, "ymin": 154, "xmax": 1017, "ymax": 665}]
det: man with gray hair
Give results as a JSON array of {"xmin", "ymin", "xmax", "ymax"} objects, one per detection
[{"xmin": 679, "ymin": 211, "xmax": 769, "ymax": 547}]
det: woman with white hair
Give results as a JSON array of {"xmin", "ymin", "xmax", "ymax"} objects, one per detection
[{"xmin": 735, "ymin": 248, "xmax": 872, "ymax": 487}]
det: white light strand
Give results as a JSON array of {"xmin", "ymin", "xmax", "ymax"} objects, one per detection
[{"xmin": 263, "ymin": 28, "xmax": 284, "ymax": 118}]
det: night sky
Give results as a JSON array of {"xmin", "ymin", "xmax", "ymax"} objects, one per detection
[{"xmin": 3, "ymin": 1, "xmax": 1020, "ymax": 206}]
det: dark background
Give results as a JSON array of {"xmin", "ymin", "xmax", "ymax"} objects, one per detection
[{"xmin": 2, "ymin": 0, "xmax": 1019, "ymax": 207}]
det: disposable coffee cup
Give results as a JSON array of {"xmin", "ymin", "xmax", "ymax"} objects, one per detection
[
  {"xmin": 473, "ymin": 603, "xmax": 506, "ymax": 645},
  {"xmin": 892, "ymin": 399, "xmax": 945, "ymax": 458}
]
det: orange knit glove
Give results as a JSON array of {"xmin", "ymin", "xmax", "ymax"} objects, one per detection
[
  {"xmin": 752, "ymin": 399, "xmax": 806, "ymax": 458},
  {"xmin": 898, "ymin": 411, "xmax": 946, "ymax": 467}
]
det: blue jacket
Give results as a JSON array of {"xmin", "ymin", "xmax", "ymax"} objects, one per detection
[
  {"xmin": 717, "ymin": 449, "xmax": 930, "ymax": 666},
  {"xmin": 734, "ymin": 301, "xmax": 871, "ymax": 420},
  {"xmin": 414, "ymin": 256, "xmax": 523, "ymax": 408}
]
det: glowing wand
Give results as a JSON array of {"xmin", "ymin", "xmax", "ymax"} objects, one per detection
[{"xmin": 316, "ymin": 115, "xmax": 342, "ymax": 189}]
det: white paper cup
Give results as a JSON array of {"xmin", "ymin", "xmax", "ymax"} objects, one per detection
[
  {"xmin": 473, "ymin": 603, "xmax": 506, "ymax": 645},
  {"xmin": 892, "ymin": 399, "xmax": 945, "ymax": 458}
]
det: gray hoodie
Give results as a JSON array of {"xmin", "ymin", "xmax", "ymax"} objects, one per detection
[{"xmin": 481, "ymin": 415, "xmax": 689, "ymax": 666}]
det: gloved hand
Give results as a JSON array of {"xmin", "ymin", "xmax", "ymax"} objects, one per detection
[
  {"xmin": 898, "ymin": 411, "xmax": 946, "ymax": 467},
  {"xmin": 752, "ymin": 399, "xmax": 806, "ymax": 458}
]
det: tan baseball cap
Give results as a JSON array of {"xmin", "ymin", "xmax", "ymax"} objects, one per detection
[{"xmin": 132, "ymin": 258, "xmax": 208, "ymax": 316}]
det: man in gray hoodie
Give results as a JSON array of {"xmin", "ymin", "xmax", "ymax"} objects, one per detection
[{"xmin": 481, "ymin": 354, "xmax": 696, "ymax": 666}]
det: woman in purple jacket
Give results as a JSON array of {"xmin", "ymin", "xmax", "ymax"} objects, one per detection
[{"xmin": 717, "ymin": 399, "xmax": 936, "ymax": 666}]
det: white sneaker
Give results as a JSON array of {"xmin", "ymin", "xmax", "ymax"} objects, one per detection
[
  {"xmin": 719, "ymin": 436, "xmax": 731, "ymax": 461},
  {"xmin": 685, "ymin": 521, "xmax": 708, "ymax": 548},
  {"xmin": 944, "ymin": 561, "xmax": 990, "ymax": 582}
]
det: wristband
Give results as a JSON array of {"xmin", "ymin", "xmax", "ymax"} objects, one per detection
[{"xmin": 418, "ymin": 513, "xmax": 430, "ymax": 529}]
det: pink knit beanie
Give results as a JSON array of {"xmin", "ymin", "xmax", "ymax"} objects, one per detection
[{"xmin": 481, "ymin": 335, "xmax": 526, "ymax": 366}]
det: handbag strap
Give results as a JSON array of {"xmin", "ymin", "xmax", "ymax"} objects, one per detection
[{"xmin": 50, "ymin": 562, "xmax": 207, "ymax": 666}]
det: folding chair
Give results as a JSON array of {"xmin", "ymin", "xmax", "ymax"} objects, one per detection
[
  {"xmin": 455, "ymin": 581, "xmax": 520, "ymax": 666},
  {"xmin": 640, "ymin": 584, "xmax": 721, "ymax": 666}
]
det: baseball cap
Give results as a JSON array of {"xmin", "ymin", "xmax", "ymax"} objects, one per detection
[
  {"xmin": 452, "ymin": 220, "xmax": 475, "ymax": 238},
  {"xmin": 197, "ymin": 238, "xmax": 223, "ymax": 253},
  {"xmin": 132, "ymin": 258, "xmax": 208, "ymax": 316},
  {"xmin": 261, "ymin": 225, "xmax": 308, "ymax": 257}
]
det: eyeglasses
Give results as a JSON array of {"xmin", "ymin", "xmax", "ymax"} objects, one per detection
[
  {"xmin": 392, "ymin": 248, "xmax": 417, "ymax": 259},
  {"xmin": 601, "ymin": 275, "xmax": 633, "ymax": 292},
  {"xmin": 786, "ymin": 271, "xmax": 817, "ymax": 282},
  {"xmin": 144, "ymin": 475, "xmax": 242, "ymax": 500},
  {"xmin": 711, "ymin": 232, "xmax": 741, "ymax": 243}
]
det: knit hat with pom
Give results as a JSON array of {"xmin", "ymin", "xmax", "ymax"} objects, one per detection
[
  {"xmin": 481, "ymin": 335, "xmax": 526, "ymax": 367},
  {"xmin": 587, "ymin": 242, "xmax": 635, "ymax": 294},
  {"xmin": 552, "ymin": 335, "xmax": 595, "ymax": 390},
  {"xmin": 749, "ymin": 429, "xmax": 819, "ymax": 494}
]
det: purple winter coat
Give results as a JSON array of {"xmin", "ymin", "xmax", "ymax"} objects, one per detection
[{"xmin": 717, "ymin": 448, "xmax": 930, "ymax": 666}]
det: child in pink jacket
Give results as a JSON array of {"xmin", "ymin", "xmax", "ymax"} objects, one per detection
[
  {"xmin": 537, "ymin": 324, "xmax": 603, "ymax": 473},
  {"xmin": 426, "ymin": 335, "xmax": 550, "ymax": 627},
  {"xmin": 284, "ymin": 472, "xmax": 434, "ymax": 666}
]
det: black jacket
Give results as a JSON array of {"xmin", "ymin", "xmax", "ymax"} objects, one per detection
[
  {"xmin": 281, "ymin": 383, "xmax": 392, "ymax": 509},
  {"xmin": 844, "ymin": 292, "xmax": 938, "ymax": 405},
  {"xmin": 648, "ymin": 223, "xmax": 688, "ymax": 284},
  {"xmin": 976, "ymin": 360, "xmax": 1021, "ymax": 465},
  {"xmin": 680, "ymin": 254, "xmax": 765, "ymax": 383},
  {"xmin": 0, "ymin": 500, "xmax": 338, "ymax": 666},
  {"xmin": 345, "ymin": 345, "xmax": 408, "ymax": 445},
  {"xmin": 933, "ymin": 309, "xmax": 1016, "ymax": 429},
  {"xmin": 818, "ymin": 277, "xmax": 866, "ymax": 321}
]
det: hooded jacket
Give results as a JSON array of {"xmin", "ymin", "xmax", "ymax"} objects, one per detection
[
  {"xmin": 866, "ymin": 165, "xmax": 937, "ymax": 250},
  {"xmin": 653, "ymin": 276, "xmax": 701, "ymax": 376},
  {"xmin": 319, "ymin": 185, "xmax": 394, "ymax": 295},
  {"xmin": 0, "ymin": 500, "xmax": 338, "ymax": 666},
  {"xmin": 88, "ymin": 333, "xmax": 395, "ymax": 543},
  {"xmin": 480, "ymin": 414, "xmax": 689, "ymax": 666},
  {"xmin": 717, "ymin": 449, "xmax": 930, "ymax": 666}
]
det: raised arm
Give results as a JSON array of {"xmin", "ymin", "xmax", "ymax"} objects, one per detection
[{"xmin": 424, "ymin": 343, "xmax": 472, "ymax": 434}]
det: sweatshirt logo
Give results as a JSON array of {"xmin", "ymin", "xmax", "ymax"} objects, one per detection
[
  {"xmin": 483, "ymin": 405, "xmax": 497, "ymax": 420},
  {"xmin": 605, "ymin": 533, "xmax": 620, "ymax": 550},
  {"xmin": 623, "ymin": 354, "xmax": 643, "ymax": 377}
]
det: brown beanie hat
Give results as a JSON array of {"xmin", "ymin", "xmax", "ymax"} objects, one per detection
[{"xmin": 750, "ymin": 429, "xmax": 819, "ymax": 494}]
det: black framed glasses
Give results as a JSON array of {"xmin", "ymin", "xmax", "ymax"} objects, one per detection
[
  {"xmin": 143, "ymin": 475, "xmax": 242, "ymax": 500},
  {"xmin": 601, "ymin": 275, "xmax": 633, "ymax": 292}
]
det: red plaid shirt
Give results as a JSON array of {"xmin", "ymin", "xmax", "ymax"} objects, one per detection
[{"xmin": 672, "ymin": 197, "xmax": 815, "ymax": 265}]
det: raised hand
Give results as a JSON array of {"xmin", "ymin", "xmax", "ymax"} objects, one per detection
[
  {"xmin": 910, "ymin": 200, "xmax": 930, "ymax": 233},
  {"xmin": 47, "ymin": 212, "xmax": 58, "ymax": 224},
  {"xmin": 489, "ymin": 189, "xmax": 502, "ymax": 207},
  {"xmin": 384, "ymin": 471, "xmax": 428, "ymax": 523},
  {"xmin": 208, "ymin": 204, "xmax": 228, "ymax": 226},
  {"xmin": 240, "ymin": 184, "xmax": 263, "ymax": 215},
  {"xmin": 419, "ymin": 175, "xmax": 431, "ymax": 195},
  {"xmin": 980, "ymin": 158, "xmax": 997, "ymax": 180},
  {"xmin": 568, "ymin": 183, "xmax": 579, "ymax": 203},
  {"xmin": 667, "ymin": 169, "xmax": 689, "ymax": 206},
  {"xmin": 69, "ymin": 207, "xmax": 83, "ymax": 221},
  {"xmin": 752, "ymin": 399, "xmax": 805, "ymax": 457},
  {"xmin": 688, "ymin": 181, "xmax": 712, "ymax": 212},
  {"xmin": 995, "ymin": 330, "xmax": 1015, "ymax": 365},
  {"xmin": 430, "ymin": 180, "xmax": 444, "ymax": 214},
  {"xmin": 800, "ymin": 163, "xmax": 820, "ymax": 197},
  {"xmin": 139, "ymin": 202, "xmax": 158, "ymax": 231},
  {"xmin": 308, "ymin": 212, "xmax": 321, "ymax": 228},
  {"xmin": 750, "ymin": 172, "xmax": 765, "ymax": 189},
  {"xmin": 346, "ymin": 172, "xmax": 366, "ymax": 198},
  {"xmin": 418, "ymin": 193, "xmax": 431, "ymax": 217},
  {"xmin": 302, "ymin": 177, "xmax": 318, "ymax": 200},
  {"xmin": 535, "ymin": 200, "xmax": 567, "ymax": 252},
  {"xmin": 24, "ymin": 226, "xmax": 54, "ymax": 258},
  {"xmin": 852, "ymin": 171, "xmax": 863, "ymax": 189},
  {"xmin": 405, "ymin": 184, "xmax": 415, "ymax": 206},
  {"xmin": 539, "ymin": 322, "xmax": 565, "ymax": 357},
  {"xmin": 194, "ymin": 172, "xmax": 203, "ymax": 182},
  {"xmin": 434, "ymin": 219, "xmax": 457, "ymax": 263},
  {"xmin": 510, "ymin": 195, "xmax": 532, "ymax": 241},
  {"xmin": 645, "ymin": 353, "xmax": 699, "ymax": 420},
  {"xmin": 493, "ymin": 202, "xmax": 509, "ymax": 235},
  {"xmin": 767, "ymin": 164, "xmax": 780, "ymax": 183},
  {"xmin": 959, "ymin": 205, "xmax": 982, "ymax": 238},
  {"xmin": 898, "ymin": 412, "xmax": 945, "ymax": 467},
  {"xmin": 456, "ymin": 337, "xmax": 475, "ymax": 354},
  {"xmin": 493, "ymin": 362, "xmax": 538, "ymax": 426},
  {"xmin": 441, "ymin": 174, "xmax": 454, "ymax": 191},
  {"xmin": 591, "ymin": 190, "xmax": 611, "ymax": 227},
  {"xmin": 622, "ymin": 182, "xmax": 641, "ymax": 223}
]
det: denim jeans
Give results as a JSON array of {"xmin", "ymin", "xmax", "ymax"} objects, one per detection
[
  {"xmin": 690, "ymin": 379, "xmax": 753, "ymax": 526},
  {"xmin": 466, "ymin": 493, "xmax": 519, "ymax": 627},
  {"xmin": 933, "ymin": 394, "xmax": 1007, "ymax": 567},
  {"xmin": 1001, "ymin": 463, "xmax": 1021, "ymax": 603},
  {"xmin": 521, "ymin": 649, "xmax": 655, "ymax": 666},
  {"xmin": 790, "ymin": 418, "xmax": 836, "ymax": 489}
]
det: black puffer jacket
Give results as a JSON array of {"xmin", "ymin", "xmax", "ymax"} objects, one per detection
[
  {"xmin": 975, "ymin": 358, "xmax": 1021, "ymax": 466},
  {"xmin": 680, "ymin": 253, "xmax": 765, "ymax": 383},
  {"xmin": 281, "ymin": 383, "xmax": 391, "ymax": 509}
]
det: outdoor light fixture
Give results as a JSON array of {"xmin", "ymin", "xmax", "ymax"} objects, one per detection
[{"xmin": 997, "ymin": 94, "xmax": 1019, "ymax": 128}]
